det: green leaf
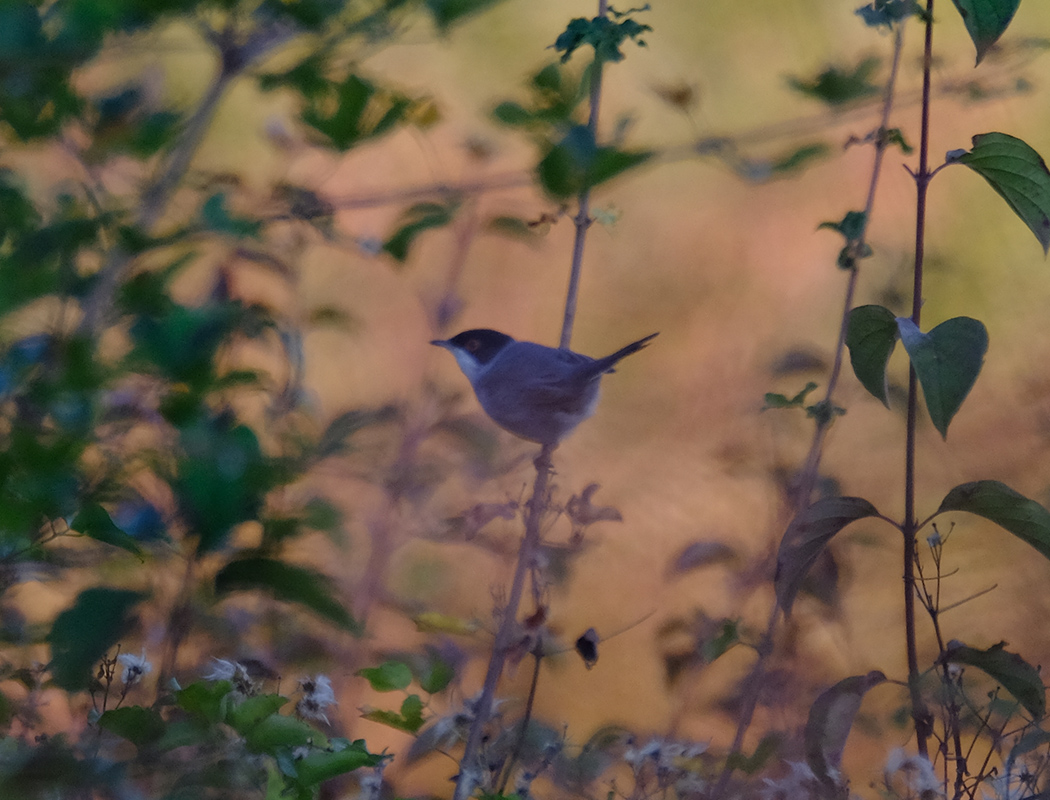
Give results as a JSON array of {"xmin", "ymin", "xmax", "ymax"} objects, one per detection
[
  {"xmin": 788, "ymin": 58, "xmax": 881, "ymax": 106},
  {"xmin": 357, "ymin": 660, "xmax": 412, "ymax": 692},
  {"xmin": 70, "ymin": 503, "xmax": 142, "ymax": 557},
  {"xmin": 415, "ymin": 647, "xmax": 456, "ymax": 694},
  {"xmin": 425, "ymin": 0, "xmax": 504, "ymax": 32},
  {"xmin": 846, "ymin": 305, "xmax": 899, "ymax": 406},
  {"xmin": 805, "ymin": 671, "xmax": 887, "ymax": 785},
  {"xmin": 937, "ymin": 480, "xmax": 1050, "ymax": 561},
  {"xmin": 944, "ymin": 641, "xmax": 1044, "ymax": 718},
  {"xmin": 215, "ymin": 557, "xmax": 360, "ymax": 633},
  {"xmin": 491, "ymin": 101, "xmax": 534, "ymax": 126},
  {"xmin": 949, "ymin": 0, "xmax": 1021, "ymax": 64},
  {"xmin": 537, "ymin": 125, "xmax": 652, "ymax": 200},
  {"xmin": 897, "ymin": 316, "xmax": 988, "ymax": 438},
  {"xmin": 819, "ymin": 211, "xmax": 867, "ymax": 241},
  {"xmin": 361, "ymin": 695, "xmax": 425, "ymax": 734},
  {"xmin": 47, "ymin": 588, "xmax": 146, "ymax": 691},
  {"xmin": 382, "ymin": 202, "xmax": 458, "ymax": 262},
  {"xmin": 776, "ymin": 497, "xmax": 881, "ymax": 614},
  {"xmin": 763, "ymin": 381, "xmax": 818, "ymax": 410},
  {"xmin": 950, "ymin": 132, "xmax": 1050, "ymax": 254},
  {"xmin": 176, "ymin": 417, "xmax": 268, "ymax": 553},
  {"xmin": 226, "ymin": 694, "xmax": 288, "ymax": 736},
  {"xmin": 200, "ymin": 193, "xmax": 262, "ymax": 239},
  {"xmin": 701, "ymin": 619, "xmax": 740, "ymax": 663},
  {"xmin": 293, "ymin": 740, "xmax": 384, "ymax": 787},
  {"xmin": 99, "ymin": 706, "xmax": 167, "ymax": 746},
  {"xmin": 857, "ymin": 0, "xmax": 922, "ymax": 28},
  {"xmin": 244, "ymin": 714, "xmax": 319, "ymax": 754},
  {"xmin": 302, "ymin": 74, "xmax": 412, "ymax": 151},
  {"xmin": 176, "ymin": 680, "xmax": 232, "ymax": 724}
]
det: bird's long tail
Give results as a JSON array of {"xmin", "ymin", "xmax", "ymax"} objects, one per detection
[{"xmin": 593, "ymin": 332, "xmax": 659, "ymax": 373}]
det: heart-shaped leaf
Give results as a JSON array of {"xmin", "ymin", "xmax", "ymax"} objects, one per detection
[
  {"xmin": 937, "ymin": 480, "xmax": 1050, "ymax": 562},
  {"xmin": 949, "ymin": 133, "xmax": 1050, "ymax": 255},
  {"xmin": 846, "ymin": 305, "xmax": 898, "ymax": 406},
  {"xmin": 776, "ymin": 496, "xmax": 881, "ymax": 614},
  {"xmin": 896, "ymin": 316, "xmax": 988, "ymax": 438},
  {"xmin": 949, "ymin": 0, "xmax": 1021, "ymax": 65}
]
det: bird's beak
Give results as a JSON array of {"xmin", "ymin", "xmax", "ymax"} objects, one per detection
[{"xmin": 430, "ymin": 339, "xmax": 451, "ymax": 349}]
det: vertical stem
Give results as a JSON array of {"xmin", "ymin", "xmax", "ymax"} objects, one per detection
[
  {"xmin": 452, "ymin": 445, "xmax": 554, "ymax": 800},
  {"xmin": 904, "ymin": 0, "xmax": 936, "ymax": 760},
  {"xmin": 560, "ymin": 0, "xmax": 608, "ymax": 349}
]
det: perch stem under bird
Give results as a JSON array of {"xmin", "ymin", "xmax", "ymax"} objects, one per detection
[{"xmin": 431, "ymin": 329, "xmax": 658, "ymax": 445}]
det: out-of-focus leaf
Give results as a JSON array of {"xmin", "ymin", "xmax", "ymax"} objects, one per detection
[
  {"xmin": 666, "ymin": 540, "xmax": 736, "ymax": 577},
  {"xmin": 776, "ymin": 497, "xmax": 881, "ymax": 614},
  {"xmin": 99, "ymin": 706, "xmax": 166, "ymax": 746},
  {"xmin": 554, "ymin": 12, "xmax": 652, "ymax": 64},
  {"xmin": 701, "ymin": 619, "xmax": 741, "ymax": 663},
  {"xmin": 846, "ymin": 305, "xmax": 898, "ymax": 406},
  {"xmin": 71, "ymin": 503, "xmax": 143, "ymax": 557},
  {"xmin": 788, "ymin": 58, "xmax": 881, "ymax": 106},
  {"xmin": 361, "ymin": 694, "xmax": 425, "ymax": 733},
  {"xmin": 316, "ymin": 406, "xmax": 398, "ymax": 459},
  {"xmin": 47, "ymin": 588, "xmax": 146, "ymax": 690},
  {"xmin": 200, "ymin": 193, "xmax": 261, "ymax": 238},
  {"xmin": 944, "ymin": 641, "xmax": 1044, "ymax": 718},
  {"xmin": 857, "ymin": 0, "xmax": 921, "ymax": 28},
  {"xmin": 805, "ymin": 671, "xmax": 887, "ymax": 786},
  {"xmin": 897, "ymin": 316, "xmax": 988, "ymax": 438},
  {"xmin": 949, "ymin": 133, "xmax": 1050, "ymax": 254},
  {"xmin": 357, "ymin": 660, "xmax": 412, "ymax": 692},
  {"xmin": 725, "ymin": 733, "xmax": 781, "ymax": 775},
  {"xmin": 215, "ymin": 557, "xmax": 360, "ymax": 633},
  {"xmin": 538, "ymin": 125, "xmax": 651, "ymax": 200},
  {"xmin": 936, "ymin": 480, "xmax": 1050, "ymax": 562},
  {"xmin": 763, "ymin": 381, "xmax": 818, "ymax": 410},
  {"xmin": 425, "ymin": 0, "xmax": 504, "ymax": 32},
  {"xmin": 949, "ymin": 0, "xmax": 1021, "ymax": 64},
  {"xmin": 382, "ymin": 202, "xmax": 458, "ymax": 262},
  {"xmin": 302, "ymin": 74, "xmax": 412, "ymax": 150},
  {"xmin": 412, "ymin": 612, "xmax": 480, "ymax": 635},
  {"xmin": 414, "ymin": 647, "xmax": 457, "ymax": 694}
]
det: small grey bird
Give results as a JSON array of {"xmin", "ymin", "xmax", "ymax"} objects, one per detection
[{"xmin": 431, "ymin": 329, "xmax": 658, "ymax": 444}]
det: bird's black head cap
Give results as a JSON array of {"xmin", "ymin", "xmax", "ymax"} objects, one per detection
[{"xmin": 445, "ymin": 329, "xmax": 515, "ymax": 365}]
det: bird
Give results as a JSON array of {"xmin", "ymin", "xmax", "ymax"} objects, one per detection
[{"xmin": 431, "ymin": 329, "xmax": 658, "ymax": 445}]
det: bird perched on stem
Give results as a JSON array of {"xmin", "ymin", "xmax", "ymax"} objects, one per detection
[{"xmin": 431, "ymin": 329, "xmax": 658, "ymax": 445}]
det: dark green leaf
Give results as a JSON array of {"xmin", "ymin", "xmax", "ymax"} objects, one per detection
[
  {"xmin": 215, "ymin": 557, "xmax": 360, "ymax": 633},
  {"xmin": 788, "ymin": 58, "xmax": 881, "ymax": 106},
  {"xmin": 302, "ymin": 74, "xmax": 412, "ymax": 151},
  {"xmin": 415, "ymin": 647, "xmax": 456, "ymax": 694},
  {"xmin": 776, "ymin": 497, "xmax": 881, "ymax": 613},
  {"xmin": 425, "ymin": 0, "xmax": 504, "ymax": 32},
  {"xmin": 382, "ymin": 202, "xmax": 458, "ymax": 262},
  {"xmin": 47, "ymin": 588, "xmax": 146, "ymax": 690},
  {"xmin": 950, "ymin": 132, "xmax": 1050, "ymax": 254},
  {"xmin": 944, "ymin": 641, "xmax": 1044, "ymax": 718},
  {"xmin": 99, "ymin": 706, "xmax": 167, "ymax": 746},
  {"xmin": 770, "ymin": 143, "xmax": 830, "ymax": 175},
  {"xmin": 937, "ymin": 480, "xmax": 1050, "ymax": 561},
  {"xmin": 400, "ymin": 694, "xmax": 425, "ymax": 731},
  {"xmin": 357, "ymin": 660, "xmax": 412, "ymax": 692},
  {"xmin": 701, "ymin": 619, "xmax": 740, "ymax": 663},
  {"xmin": 553, "ymin": 12, "xmax": 652, "ymax": 64},
  {"xmin": 763, "ymin": 381, "xmax": 818, "ymax": 410},
  {"xmin": 846, "ymin": 305, "xmax": 898, "ymax": 406},
  {"xmin": 70, "ymin": 503, "xmax": 142, "ymax": 557},
  {"xmin": 819, "ymin": 210, "xmax": 868, "ymax": 241},
  {"xmin": 897, "ymin": 316, "xmax": 988, "ymax": 438},
  {"xmin": 176, "ymin": 417, "xmax": 267, "ymax": 553},
  {"xmin": 293, "ymin": 740, "xmax": 384, "ymax": 786},
  {"xmin": 200, "ymin": 193, "xmax": 261, "ymax": 239},
  {"xmin": 949, "ymin": 0, "xmax": 1021, "ymax": 64},
  {"xmin": 857, "ymin": 0, "xmax": 921, "ymax": 27},
  {"xmin": 538, "ymin": 125, "xmax": 651, "ymax": 200},
  {"xmin": 805, "ymin": 671, "xmax": 887, "ymax": 785},
  {"xmin": 491, "ymin": 101, "xmax": 534, "ymax": 126}
]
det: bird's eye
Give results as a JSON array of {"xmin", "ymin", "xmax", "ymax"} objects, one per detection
[{"xmin": 467, "ymin": 339, "xmax": 479, "ymax": 352}]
